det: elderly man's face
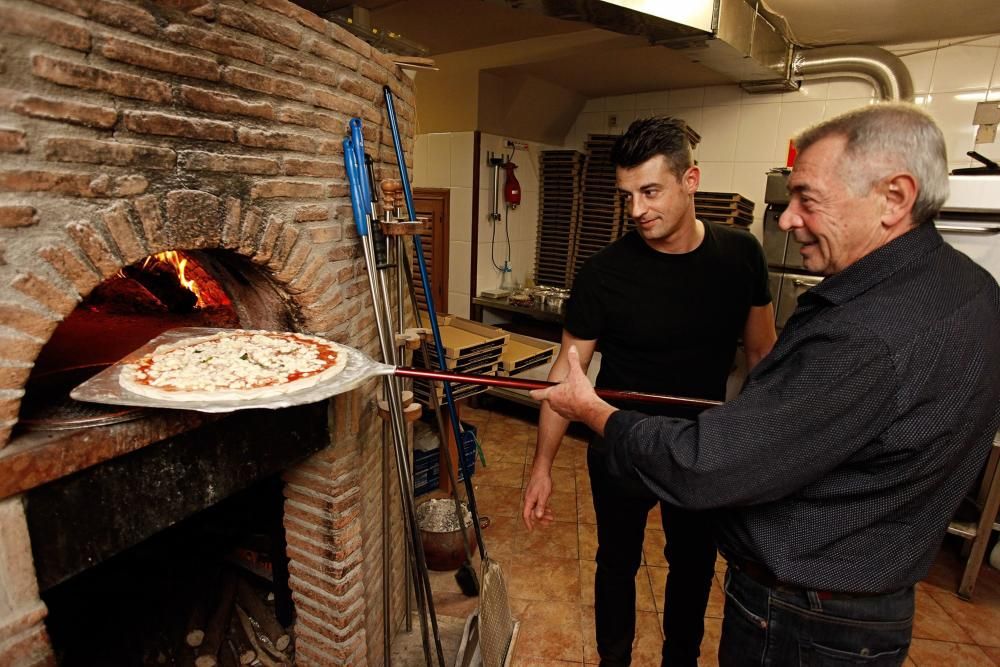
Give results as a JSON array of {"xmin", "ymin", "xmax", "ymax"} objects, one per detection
[{"xmin": 779, "ymin": 135, "xmax": 886, "ymax": 275}]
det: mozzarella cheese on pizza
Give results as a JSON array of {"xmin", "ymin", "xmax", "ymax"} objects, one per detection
[{"xmin": 118, "ymin": 330, "xmax": 348, "ymax": 402}]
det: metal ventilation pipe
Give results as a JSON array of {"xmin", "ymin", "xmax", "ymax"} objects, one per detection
[{"xmin": 792, "ymin": 45, "xmax": 915, "ymax": 102}]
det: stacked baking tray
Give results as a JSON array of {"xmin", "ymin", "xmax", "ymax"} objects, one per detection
[
  {"xmin": 499, "ymin": 333, "xmax": 560, "ymax": 377},
  {"xmin": 695, "ymin": 192, "xmax": 755, "ymax": 228},
  {"xmin": 411, "ymin": 314, "xmax": 509, "ymax": 406},
  {"xmin": 535, "ymin": 150, "xmax": 584, "ymax": 289},
  {"xmin": 574, "ymin": 134, "xmax": 629, "ymax": 281}
]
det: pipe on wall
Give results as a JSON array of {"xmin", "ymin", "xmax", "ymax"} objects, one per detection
[{"xmin": 792, "ymin": 45, "xmax": 915, "ymax": 102}]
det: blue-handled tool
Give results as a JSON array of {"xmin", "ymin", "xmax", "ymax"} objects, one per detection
[
  {"xmin": 382, "ymin": 85, "xmax": 515, "ymax": 667},
  {"xmin": 382, "ymin": 88, "xmax": 474, "ymax": 514},
  {"xmin": 344, "ymin": 127, "xmax": 445, "ymax": 667},
  {"xmin": 349, "ymin": 118, "xmax": 372, "ymax": 206},
  {"xmin": 343, "ymin": 138, "xmax": 369, "ymax": 237}
]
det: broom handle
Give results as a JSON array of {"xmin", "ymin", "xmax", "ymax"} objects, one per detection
[{"xmin": 393, "ymin": 366, "xmax": 723, "ymax": 410}]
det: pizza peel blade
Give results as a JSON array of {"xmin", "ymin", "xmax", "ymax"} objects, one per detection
[{"xmin": 69, "ymin": 328, "xmax": 397, "ymax": 413}]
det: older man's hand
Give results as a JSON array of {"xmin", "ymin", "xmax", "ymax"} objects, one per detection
[{"xmin": 530, "ymin": 345, "xmax": 618, "ymax": 434}]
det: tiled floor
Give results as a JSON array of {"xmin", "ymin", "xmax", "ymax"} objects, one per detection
[{"xmin": 421, "ymin": 401, "xmax": 1000, "ymax": 667}]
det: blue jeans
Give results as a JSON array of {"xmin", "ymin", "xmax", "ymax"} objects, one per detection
[{"xmin": 719, "ymin": 567, "xmax": 914, "ymax": 666}]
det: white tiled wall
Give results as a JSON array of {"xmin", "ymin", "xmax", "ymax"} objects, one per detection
[
  {"xmin": 415, "ymin": 36, "xmax": 1000, "ymax": 316},
  {"xmin": 564, "ymin": 35, "xmax": 1000, "ymax": 238},
  {"xmin": 412, "ymin": 131, "xmax": 553, "ymax": 317}
]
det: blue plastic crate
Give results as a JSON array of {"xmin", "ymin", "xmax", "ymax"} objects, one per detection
[{"xmin": 413, "ymin": 421, "xmax": 478, "ymax": 494}]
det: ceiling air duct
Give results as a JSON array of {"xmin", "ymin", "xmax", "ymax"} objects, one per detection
[
  {"xmin": 496, "ymin": 0, "xmax": 914, "ymax": 100},
  {"xmin": 791, "ymin": 45, "xmax": 915, "ymax": 101}
]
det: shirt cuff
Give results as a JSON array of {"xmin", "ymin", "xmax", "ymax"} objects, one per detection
[{"xmin": 604, "ymin": 409, "xmax": 648, "ymax": 482}]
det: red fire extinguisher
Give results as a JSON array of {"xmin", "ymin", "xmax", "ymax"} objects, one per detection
[{"xmin": 503, "ymin": 161, "xmax": 521, "ymax": 207}]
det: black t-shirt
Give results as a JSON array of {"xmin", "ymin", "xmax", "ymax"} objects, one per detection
[{"xmin": 565, "ymin": 222, "xmax": 771, "ymax": 417}]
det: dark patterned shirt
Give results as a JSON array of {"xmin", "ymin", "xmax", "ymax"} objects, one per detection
[{"xmin": 604, "ymin": 222, "xmax": 1000, "ymax": 592}]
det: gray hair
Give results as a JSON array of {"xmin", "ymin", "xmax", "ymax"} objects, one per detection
[{"xmin": 794, "ymin": 103, "xmax": 949, "ymax": 224}]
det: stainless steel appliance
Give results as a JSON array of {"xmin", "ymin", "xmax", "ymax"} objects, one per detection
[
  {"xmin": 763, "ymin": 169, "xmax": 818, "ymax": 330},
  {"xmin": 936, "ymin": 174, "xmax": 1000, "ymax": 282},
  {"xmin": 762, "ymin": 169, "xmax": 1000, "ymax": 329}
]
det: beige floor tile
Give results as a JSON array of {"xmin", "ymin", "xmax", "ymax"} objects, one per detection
[
  {"xmin": 643, "ymin": 528, "xmax": 667, "ymax": 568},
  {"xmin": 699, "ymin": 616, "xmax": 723, "ymax": 667},
  {"xmin": 542, "ymin": 488, "xmax": 578, "ymax": 523},
  {"xmin": 551, "ymin": 439, "xmax": 585, "ymax": 470},
  {"xmin": 706, "ymin": 573, "xmax": 726, "ymax": 619},
  {"xmin": 979, "ymin": 645, "xmax": 1000, "ymax": 663},
  {"xmin": 481, "ymin": 514, "xmax": 522, "ymax": 560},
  {"xmin": 581, "ymin": 606, "xmax": 599, "ymax": 665},
  {"xmin": 486, "ymin": 440, "xmax": 530, "ymax": 466},
  {"xmin": 645, "ymin": 504, "xmax": 662, "ymax": 530},
  {"xmin": 649, "ymin": 566, "xmax": 667, "ymax": 613},
  {"xmin": 629, "ymin": 611, "xmax": 665, "ymax": 667},
  {"xmin": 517, "ymin": 519, "xmax": 580, "ymax": 560},
  {"xmin": 576, "ymin": 490, "xmax": 596, "ymax": 525},
  {"xmin": 477, "ymin": 458, "xmax": 526, "ymax": 488},
  {"xmin": 472, "ymin": 483, "xmax": 524, "ymax": 519},
  {"xmin": 511, "ymin": 657, "xmax": 583, "ymax": 667},
  {"xmin": 636, "ymin": 566, "xmax": 657, "ymax": 612},
  {"xmin": 913, "ymin": 589, "xmax": 974, "ymax": 643},
  {"xmin": 580, "ymin": 560, "xmax": 596, "ymax": 607},
  {"xmin": 929, "ymin": 586, "xmax": 1000, "ymax": 648},
  {"xmin": 578, "ymin": 523, "xmax": 598, "ymax": 561},
  {"xmin": 507, "ymin": 554, "xmax": 582, "ymax": 603},
  {"xmin": 907, "ymin": 638, "xmax": 997, "ymax": 666},
  {"xmin": 715, "ymin": 552, "xmax": 727, "ymax": 574},
  {"xmin": 512, "ymin": 600, "xmax": 585, "ymax": 663}
]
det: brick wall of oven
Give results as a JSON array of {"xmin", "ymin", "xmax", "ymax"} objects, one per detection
[{"xmin": 0, "ymin": 0, "xmax": 414, "ymax": 664}]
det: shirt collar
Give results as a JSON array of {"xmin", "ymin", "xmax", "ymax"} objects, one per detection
[{"xmin": 804, "ymin": 222, "xmax": 944, "ymax": 306}]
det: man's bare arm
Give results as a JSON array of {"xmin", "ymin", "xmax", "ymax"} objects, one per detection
[
  {"xmin": 742, "ymin": 303, "xmax": 777, "ymax": 370},
  {"xmin": 522, "ymin": 332, "xmax": 597, "ymax": 530}
]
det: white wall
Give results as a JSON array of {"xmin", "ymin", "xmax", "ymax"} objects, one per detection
[
  {"xmin": 415, "ymin": 35, "xmax": 1000, "ymax": 316},
  {"xmin": 412, "ymin": 131, "xmax": 553, "ymax": 318},
  {"xmin": 564, "ymin": 35, "xmax": 1000, "ymax": 238}
]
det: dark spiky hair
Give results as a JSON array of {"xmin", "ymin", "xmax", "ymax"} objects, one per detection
[{"xmin": 610, "ymin": 117, "xmax": 693, "ymax": 180}]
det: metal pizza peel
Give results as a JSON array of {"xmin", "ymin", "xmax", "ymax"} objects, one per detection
[{"xmin": 71, "ymin": 327, "xmax": 722, "ymax": 413}]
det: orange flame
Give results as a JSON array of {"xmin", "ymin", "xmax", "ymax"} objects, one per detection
[{"xmin": 144, "ymin": 251, "xmax": 205, "ymax": 307}]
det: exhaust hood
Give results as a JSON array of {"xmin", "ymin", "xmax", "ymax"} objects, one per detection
[{"xmin": 487, "ymin": 0, "xmax": 792, "ymax": 85}]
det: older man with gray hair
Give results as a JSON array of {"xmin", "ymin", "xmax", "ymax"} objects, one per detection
[{"xmin": 532, "ymin": 103, "xmax": 1000, "ymax": 665}]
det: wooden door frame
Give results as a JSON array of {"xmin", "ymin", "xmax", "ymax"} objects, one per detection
[{"xmin": 413, "ymin": 187, "xmax": 450, "ymax": 313}]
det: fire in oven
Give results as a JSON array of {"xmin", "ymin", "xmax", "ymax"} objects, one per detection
[{"xmin": 17, "ymin": 250, "xmax": 285, "ymax": 433}]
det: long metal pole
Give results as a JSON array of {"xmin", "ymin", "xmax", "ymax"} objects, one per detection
[
  {"xmin": 346, "ymin": 134, "xmax": 445, "ymax": 667},
  {"xmin": 382, "ymin": 87, "xmax": 490, "ymax": 559}
]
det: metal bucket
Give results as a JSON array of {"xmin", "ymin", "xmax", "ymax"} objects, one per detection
[{"xmin": 416, "ymin": 498, "xmax": 478, "ymax": 571}]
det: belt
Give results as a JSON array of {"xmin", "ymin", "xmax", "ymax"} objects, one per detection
[{"xmin": 728, "ymin": 557, "xmax": 883, "ymax": 600}]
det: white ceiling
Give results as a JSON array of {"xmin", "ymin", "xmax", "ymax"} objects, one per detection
[{"xmin": 312, "ymin": 0, "xmax": 1000, "ymax": 96}]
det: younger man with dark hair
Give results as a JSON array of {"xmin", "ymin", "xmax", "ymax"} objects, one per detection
[{"xmin": 523, "ymin": 117, "xmax": 776, "ymax": 666}]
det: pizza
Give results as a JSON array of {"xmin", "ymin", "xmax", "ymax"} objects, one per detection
[{"xmin": 118, "ymin": 330, "xmax": 348, "ymax": 402}]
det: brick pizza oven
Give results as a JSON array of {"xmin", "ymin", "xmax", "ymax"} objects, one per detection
[{"xmin": 0, "ymin": 1, "xmax": 415, "ymax": 664}]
